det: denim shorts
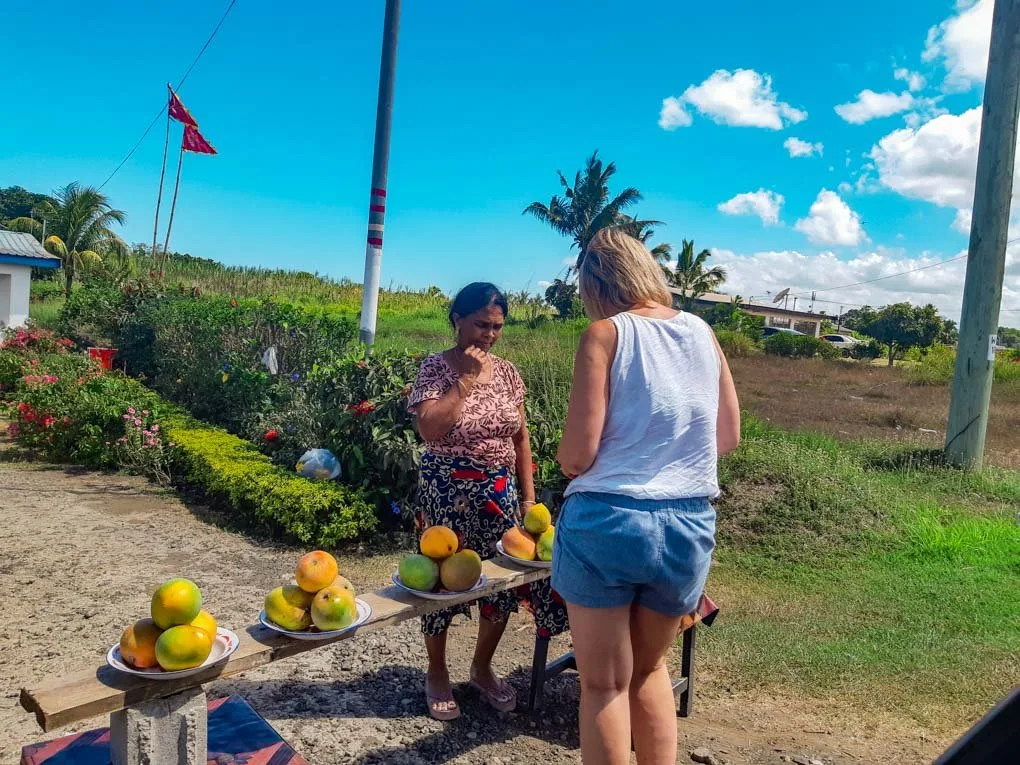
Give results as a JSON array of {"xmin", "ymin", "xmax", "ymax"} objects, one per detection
[{"xmin": 551, "ymin": 491, "xmax": 716, "ymax": 617}]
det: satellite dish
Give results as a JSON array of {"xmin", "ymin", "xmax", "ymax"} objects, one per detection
[{"xmin": 773, "ymin": 288, "xmax": 790, "ymax": 304}]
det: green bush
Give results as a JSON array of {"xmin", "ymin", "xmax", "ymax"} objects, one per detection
[
  {"xmin": 715, "ymin": 328, "xmax": 761, "ymax": 358},
  {"xmin": 254, "ymin": 350, "xmax": 424, "ymax": 525},
  {"xmin": 763, "ymin": 332, "xmax": 838, "ymax": 359},
  {"xmin": 30, "ymin": 279, "xmax": 64, "ymax": 303},
  {"xmin": 62, "ymin": 283, "xmax": 359, "ymax": 434},
  {"xmin": 3, "ymin": 348, "xmax": 377, "ymax": 544},
  {"xmin": 165, "ymin": 413, "xmax": 377, "ymax": 545},
  {"xmin": 850, "ymin": 337, "xmax": 884, "ymax": 361}
]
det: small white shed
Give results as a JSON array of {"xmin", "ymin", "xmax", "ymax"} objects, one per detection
[{"xmin": 0, "ymin": 231, "xmax": 61, "ymax": 329}]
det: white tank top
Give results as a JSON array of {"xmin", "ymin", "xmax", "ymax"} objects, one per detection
[{"xmin": 565, "ymin": 311, "xmax": 721, "ymax": 500}]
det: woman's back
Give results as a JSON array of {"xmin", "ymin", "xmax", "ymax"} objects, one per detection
[{"xmin": 566, "ymin": 310, "xmax": 720, "ymax": 500}]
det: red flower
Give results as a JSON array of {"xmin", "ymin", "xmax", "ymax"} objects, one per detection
[
  {"xmin": 230, "ymin": 299, "xmax": 238, "ymax": 308},
  {"xmin": 532, "ymin": 461, "xmax": 539, "ymax": 475},
  {"xmin": 264, "ymin": 429, "xmax": 280, "ymax": 442},
  {"xmin": 357, "ymin": 360, "xmax": 368, "ymax": 368}
]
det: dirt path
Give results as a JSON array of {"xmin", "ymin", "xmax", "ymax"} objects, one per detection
[{"xmin": 0, "ymin": 455, "xmax": 951, "ymax": 764}]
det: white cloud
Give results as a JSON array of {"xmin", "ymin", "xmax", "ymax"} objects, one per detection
[
  {"xmin": 784, "ymin": 137, "xmax": 824, "ymax": 158},
  {"xmin": 717, "ymin": 189, "xmax": 785, "ymax": 226},
  {"xmin": 870, "ymin": 106, "xmax": 1020, "ymax": 233},
  {"xmin": 923, "ymin": 0, "xmax": 992, "ymax": 90},
  {"xmin": 658, "ymin": 97, "xmax": 692, "ymax": 130},
  {"xmin": 837, "ymin": 181, "xmax": 854, "ymax": 195},
  {"xmin": 835, "ymin": 90, "xmax": 914, "ymax": 124},
  {"xmin": 658, "ymin": 69, "xmax": 806, "ymax": 130},
  {"xmin": 894, "ymin": 67, "xmax": 927, "ymax": 91},
  {"xmin": 794, "ymin": 190, "xmax": 867, "ymax": 247},
  {"xmin": 952, "ymin": 209, "xmax": 972, "ymax": 234},
  {"xmin": 537, "ymin": 280, "xmax": 553, "ymax": 291}
]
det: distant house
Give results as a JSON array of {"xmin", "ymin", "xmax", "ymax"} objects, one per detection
[
  {"xmin": 669, "ymin": 288, "xmax": 830, "ymax": 337},
  {"xmin": 0, "ymin": 231, "xmax": 61, "ymax": 329}
]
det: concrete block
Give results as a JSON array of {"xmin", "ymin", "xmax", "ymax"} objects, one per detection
[{"xmin": 110, "ymin": 688, "xmax": 207, "ymax": 765}]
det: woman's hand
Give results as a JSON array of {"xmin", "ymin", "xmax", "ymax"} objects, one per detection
[{"xmin": 459, "ymin": 346, "xmax": 486, "ymax": 383}]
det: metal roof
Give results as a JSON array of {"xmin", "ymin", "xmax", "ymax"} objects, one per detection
[{"xmin": 0, "ymin": 231, "xmax": 60, "ymax": 262}]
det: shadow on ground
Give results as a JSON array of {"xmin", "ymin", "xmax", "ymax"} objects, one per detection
[{"xmin": 219, "ymin": 664, "xmax": 581, "ymax": 763}]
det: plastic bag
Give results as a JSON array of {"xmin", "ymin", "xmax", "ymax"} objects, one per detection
[{"xmin": 296, "ymin": 448, "xmax": 341, "ymax": 480}]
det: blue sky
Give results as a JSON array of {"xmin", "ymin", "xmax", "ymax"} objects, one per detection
[{"xmin": 2, "ymin": 0, "xmax": 1016, "ymax": 320}]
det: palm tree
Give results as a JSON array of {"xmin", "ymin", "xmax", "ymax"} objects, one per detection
[
  {"xmin": 666, "ymin": 240, "xmax": 727, "ymax": 310},
  {"xmin": 524, "ymin": 151, "xmax": 665, "ymax": 272},
  {"xmin": 7, "ymin": 183, "xmax": 127, "ymax": 296}
]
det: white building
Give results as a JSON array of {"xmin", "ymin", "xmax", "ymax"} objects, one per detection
[{"xmin": 0, "ymin": 231, "xmax": 61, "ymax": 329}]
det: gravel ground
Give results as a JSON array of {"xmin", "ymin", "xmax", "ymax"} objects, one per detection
[{"xmin": 0, "ymin": 452, "xmax": 944, "ymax": 764}]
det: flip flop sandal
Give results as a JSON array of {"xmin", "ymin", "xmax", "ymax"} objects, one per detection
[
  {"xmin": 425, "ymin": 678, "xmax": 460, "ymax": 721},
  {"xmin": 469, "ymin": 676, "xmax": 517, "ymax": 713}
]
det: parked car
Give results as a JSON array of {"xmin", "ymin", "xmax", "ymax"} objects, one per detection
[
  {"xmin": 762, "ymin": 326, "xmax": 805, "ymax": 337},
  {"xmin": 821, "ymin": 333, "xmax": 862, "ymax": 351}
]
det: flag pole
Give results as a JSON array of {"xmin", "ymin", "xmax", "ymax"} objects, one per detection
[
  {"xmin": 162, "ymin": 133, "xmax": 186, "ymax": 259},
  {"xmin": 151, "ymin": 88, "xmax": 173, "ymax": 269}
]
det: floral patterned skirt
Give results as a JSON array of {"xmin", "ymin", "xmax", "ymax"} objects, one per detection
[
  {"xmin": 416, "ymin": 453, "xmax": 522, "ymax": 636},
  {"xmin": 414, "ymin": 454, "xmax": 568, "ymax": 638}
]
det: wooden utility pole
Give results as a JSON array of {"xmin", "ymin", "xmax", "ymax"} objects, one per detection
[{"xmin": 945, "ymin": 0, "xmax": 1020, "ymax": 468}]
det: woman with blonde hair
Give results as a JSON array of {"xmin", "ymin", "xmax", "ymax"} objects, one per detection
[{"xmin": 553, "ymin": 228, "xmax": 740, "ymax": 764}]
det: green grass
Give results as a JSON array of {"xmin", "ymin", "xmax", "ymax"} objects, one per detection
[
  {"xmin": 28, "ymin": 297, "xmax": 65, "ymax": 330},
  {"xmin": 704, "ymin": 419, "xmax": 1020, "ymax": 727}
]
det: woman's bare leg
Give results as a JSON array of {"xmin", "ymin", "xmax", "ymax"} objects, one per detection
[{"xmin": 629, "ymin": 604, "xmax": 685, "ymax": 765}]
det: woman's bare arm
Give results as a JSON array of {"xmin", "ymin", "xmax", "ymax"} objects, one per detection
[
  {"xmin": 557, "ymin": 320, "xmax": 616, "ymax": 478},
  {"xmin": 512, "ymin": 405, "xmax": 536, "ymax": 518},
  {"xmin": 714, "ymin": 335, "xmax": 741, "ymax": 456}
]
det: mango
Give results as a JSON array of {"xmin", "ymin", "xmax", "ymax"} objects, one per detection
[
  {"xmin": 189, "ymin": 610, "xmax": 218, "ymax": 639},
  {"xmin": 420, "ymin": 525, "xmax": 459, "ymax": 561},
  {"xmin": 440, "ymin": 549, "xmax": 482, "ymax": 592},
  {"xmin": 155, "ymin": 624, "xmax": 213, "ymax": 671},
  {"xmin": 329, "ymin": 575, "xmax": 356, "ymax": 596},
  {"xmin": 398, "ymin": 554, "xmax": 440, "ymax": 592},
  {"xmin": 295, "ymin": 550, "xmax": 339, "ymax": 593},
  {"xmin": 265, "ymin": 585, "xmax": 313, "ymax": 631},
  {"xmin": 311, "ymin": 584, "xmax": 358, "ymax": 631},
  {"xmin": 501, "ymin": 526, "xmax": 537, "ymax": 561},
  {"xmin": 151, "ymin": 578, "xmax": 202, "ymax": 630},
  {"xmin": 537, "ymin": 526, "xmax": 555, "ymax": 562},
  {"xmin": 524, "ymin": 503, "xmax": 552, "ymax": 535},
  {"xmin": 119, "ymin": 618, "xmax": 163, "ymax": 669}
]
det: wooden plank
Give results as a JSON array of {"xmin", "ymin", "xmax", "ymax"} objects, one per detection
[{"xmin": 21, "ymin": 560, "xmax": 550, "ymax": 732}]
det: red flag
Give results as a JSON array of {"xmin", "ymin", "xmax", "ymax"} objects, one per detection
[
  {"xmin": 167, "ymin": 85, "xmax": 198, "ymax": 127},
  {"xmin": 183, "ymin": 124, "xmax": 217, "ymax": 155}
]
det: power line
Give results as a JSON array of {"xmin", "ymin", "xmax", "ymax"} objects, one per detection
[
  {"xmin": 97, "ymin": 0, "xmax": 238, "ymax": 191},
  {"xmin": 788, "ymin": 253, "xmax": 968, "ymax": 298}
]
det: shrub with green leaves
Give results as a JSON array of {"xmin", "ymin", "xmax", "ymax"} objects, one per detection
[
  {"xmin": 165, "ymin": 413, "xmax": 377, "ymax": 544},
  {"xmin": 764, "ymin": 332, "xmax": 839, "ymax": 359}
]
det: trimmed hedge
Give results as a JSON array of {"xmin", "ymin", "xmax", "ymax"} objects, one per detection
[{"xmin": 164, "ymin": 413, "xmax": 377, "ymax": 545}]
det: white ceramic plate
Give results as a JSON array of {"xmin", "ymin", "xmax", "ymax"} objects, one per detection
[
  {"xmin": 390, "ymin": 571, "xmax": 488, "ymax": 601},
  {"xmin": 106, "ymin": 627, "xmax": 239, "ymax": 680},
  {"xmin": 496, "ymin": 540, "xmax": 552, "ymax": 569},
  {"xmin": 258, "ymin": 598, "xmax": 372, "ymax": 641}
]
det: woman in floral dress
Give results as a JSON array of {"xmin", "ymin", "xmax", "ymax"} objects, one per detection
[{"xmin": 408, "ymin": 282, "xmax": 536, "ymax": 720}]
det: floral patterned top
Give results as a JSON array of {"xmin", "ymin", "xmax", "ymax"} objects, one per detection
[{"xmin": 408, "ymin": 353, "xmax": 526, "ymax": 468}]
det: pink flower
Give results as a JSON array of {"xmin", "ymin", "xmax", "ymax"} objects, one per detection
[
  {"xmin": 152, "ymin": 424, "xmax": 159, "ymax": 432},
  {"xmin": 142, "ymin": 445, "xmax": 150, "ymax": 449},
  {"xmin": 128, "ymin": 408, "xmax": 136, "ymax": 415},
  {"xmin": 134, "ymin": 418, "xmax": 142, "ymax": 426},
  {"xmin": 142, "ymin": 410, "xmax": 149, "ymax": 416},
  {"xmin": 123, "ymin": 414, "xmax": 130, "ymax": 420}
]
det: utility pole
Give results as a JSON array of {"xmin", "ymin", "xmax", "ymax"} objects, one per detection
[
  {"xmin": 945, "ymin": 0, "xmax": 1020, "ymax": 468},
  {"xmin": 359, "ymin": 0, "xmax": 402, "ymax": 348}
]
